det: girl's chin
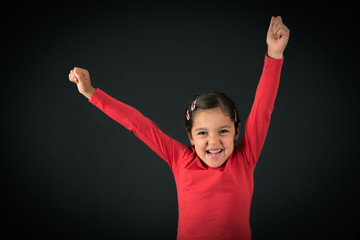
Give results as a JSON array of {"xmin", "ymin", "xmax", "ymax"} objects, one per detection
[{"xmin": 202, "ymin": 153, "xmax": 228, "ymax": 168}]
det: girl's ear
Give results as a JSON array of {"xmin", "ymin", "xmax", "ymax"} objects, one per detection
[
  {"xmin": 234, "ymin": 124, "xmax": 241, "ymax": 142},
  {"xmin": 187, "ymin": 131, "xmax": 195, "ymax": 145}
]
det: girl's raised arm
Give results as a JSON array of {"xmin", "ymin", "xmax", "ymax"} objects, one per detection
[
  {"xmin": 68, "ymin": 68, "xmax": 190, "ymax": 170},
  {"xmin": 238, "ymin": 16, "xmax": 289, "ymax": 167}
]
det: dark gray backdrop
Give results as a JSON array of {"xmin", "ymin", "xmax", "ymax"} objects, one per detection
[{"xmin": 2, "ymin": 1, "xmax": 359, "ymax": 239}]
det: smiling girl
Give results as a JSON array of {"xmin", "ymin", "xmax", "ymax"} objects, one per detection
[{"xmin": 68, "ymin": 16, "xmax": 289, "ymax": 240}]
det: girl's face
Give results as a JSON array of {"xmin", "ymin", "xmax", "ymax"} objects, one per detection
[{"xmin": 188, "ymin": 108, "xmax": 240, "ymax": 168}]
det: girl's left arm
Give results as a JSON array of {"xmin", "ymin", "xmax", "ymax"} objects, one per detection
[{"xmin": 237, "ymin": 16, "xmax": 289, "ymax": 167}]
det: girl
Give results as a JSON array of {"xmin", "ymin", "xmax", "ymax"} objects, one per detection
[{"xmin": 68, "ymin": 16, "xmax": 290, "ymax": 240}]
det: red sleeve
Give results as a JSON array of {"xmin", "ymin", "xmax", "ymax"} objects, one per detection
[
  {"xmin": 88, "ymin": 89, "xmax": 188, "ymax": 169},
  {"xmin": 237, "ymin": 54, "xmax": 284, "ymax": 167}
]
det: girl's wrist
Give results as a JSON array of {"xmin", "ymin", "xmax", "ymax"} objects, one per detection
[
  {"xmin": 83, "ymin": 87, "xmax": 96, "ymax": 100},
  {"xmin": 267, "ymin": 49, "xmax": 283, "ymax": 59}
]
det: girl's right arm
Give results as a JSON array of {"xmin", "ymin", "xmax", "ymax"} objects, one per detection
[{"xmin": 68, "ymin": 68, "xmax": 189, "ymax": 169}]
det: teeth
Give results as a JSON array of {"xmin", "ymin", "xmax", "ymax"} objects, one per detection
[{"xmin": 207, "ymin": 149, "xmax": 222, "ymax": 154}]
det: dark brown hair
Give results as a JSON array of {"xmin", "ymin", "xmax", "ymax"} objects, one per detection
[{"xmin": 184, "ymin": 91, "xmax": 240, "ymax": 133}]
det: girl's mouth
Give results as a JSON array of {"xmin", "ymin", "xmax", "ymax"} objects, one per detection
[{"xmin": 206, "ymin": 149, "xmax": 224, "ymax": 159}]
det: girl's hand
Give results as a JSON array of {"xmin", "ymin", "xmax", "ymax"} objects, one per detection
[
  {"xmin": 68, "ymin": 67, "xmax": 96, "ymax": 99},
  {"xmin": 266, "ymin": 16, "xmax": 290, "ymax": 59}
]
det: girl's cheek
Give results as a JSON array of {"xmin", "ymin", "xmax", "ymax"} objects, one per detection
[{"xmin": 195, "ymin": 140, "xmax": 205, "ymax": 150}]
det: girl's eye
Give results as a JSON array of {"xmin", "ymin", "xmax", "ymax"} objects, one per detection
[
  {"xmin": 220, "ymin": 129, "xmax": 229, "ymax": 134},
  {"xmin": 197, "ymin": 131, "xmax": 207, "ymax": 135}
]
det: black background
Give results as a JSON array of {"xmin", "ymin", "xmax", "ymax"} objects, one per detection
[{"xmin": 2, "ymin": 1, "xmax": 359, "ymax": 239}]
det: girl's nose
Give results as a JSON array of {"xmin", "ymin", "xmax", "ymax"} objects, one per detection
[{"xmin": 208, "ymin": 133, "xmax": 220, "ymax": 144}]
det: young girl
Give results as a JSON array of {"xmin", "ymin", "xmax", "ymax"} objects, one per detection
[{"xmin": 69, "ymin": 16, "xmax": 289, "ymax": 240}]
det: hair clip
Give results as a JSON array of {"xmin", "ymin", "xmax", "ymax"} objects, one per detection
[
  {"xmin": 186, "ymin": 110, "xmax": 190, "ymax": 121},
  {"xmin": 191, "ymin": 98, "xmax": 197, "ymax": 111},
  {"xmin": 234, "ymin": 109, "xmax": 237, "ymax": 122}
]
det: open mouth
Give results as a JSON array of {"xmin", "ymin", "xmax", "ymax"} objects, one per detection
[{"xmin": 206, "ymin": 149, "xmax": 224, "ymax": 159}]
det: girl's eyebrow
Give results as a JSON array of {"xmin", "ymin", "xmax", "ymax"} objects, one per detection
[
  {"xmin": 218, "ymin": 125, "xmax": 231, "ymax": 129},
  {"xmin": 195, "ymin": 127, "xmax": 207, "ymax": 132},
  {"xmin": 195, "ymin": 125, "xmax": 231, "ymax": 132}
]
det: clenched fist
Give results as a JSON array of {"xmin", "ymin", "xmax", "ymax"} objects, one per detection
[
  {"xmin": 68, "ymin": 67, "xmax": 96, "ymax": 99},
  {"xmin": 266, "ymin": 16, "xmax": 290, "ymax": 59}
]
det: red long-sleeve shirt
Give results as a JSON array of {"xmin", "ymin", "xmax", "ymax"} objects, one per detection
[{"xmin": 89, "ymin": 54, "xmax": 283, "ymax": 240}]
